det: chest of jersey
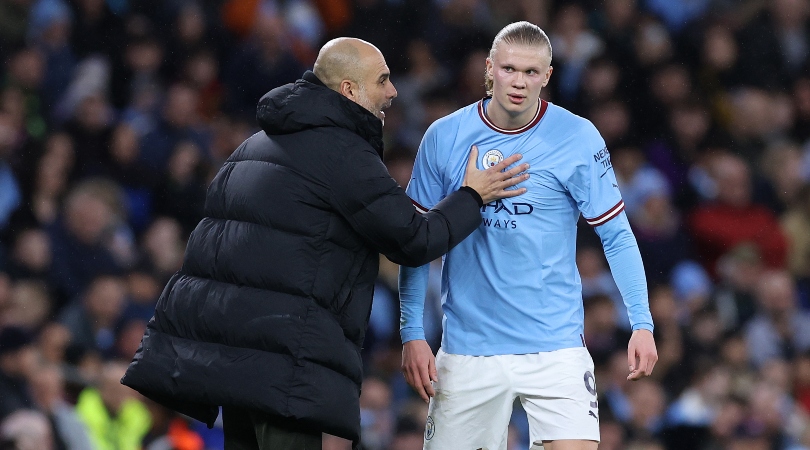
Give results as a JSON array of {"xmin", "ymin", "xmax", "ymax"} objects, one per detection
[{"xmin": 444, "ymin": 124, "xmax": 580, "ymax": 232}]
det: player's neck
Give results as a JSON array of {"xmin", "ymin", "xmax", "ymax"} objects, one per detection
[{"xmin": 485, "ymin": 98, "xmax": 540, "ymax": 130}]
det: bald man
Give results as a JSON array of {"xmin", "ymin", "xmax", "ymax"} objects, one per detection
[{"xmin": 122, "ymin": 37, "xmax": 529, "ymax": 450}]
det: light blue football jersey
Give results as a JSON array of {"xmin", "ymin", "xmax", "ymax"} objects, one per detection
[{"xmin": 406, "ymin": 98, "xmax": 630, "ymax": 355}]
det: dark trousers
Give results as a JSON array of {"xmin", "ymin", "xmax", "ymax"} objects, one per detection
[{"xmin": 222, "ymin": 406, "xmax": 322, "ymax": 450}]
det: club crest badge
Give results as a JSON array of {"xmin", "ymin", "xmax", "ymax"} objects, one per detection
[
  {"xmin": 425, "ymin": 415, "xmax": 435, "ymax": 440},
  {"xmin": 482, "ymin": 149, "xmax": 504, "ymax": 168}
]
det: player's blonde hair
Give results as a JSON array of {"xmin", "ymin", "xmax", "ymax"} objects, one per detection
[{"xmin": 485, "ymin": 21, "xmax": 552, "ymax": 96}]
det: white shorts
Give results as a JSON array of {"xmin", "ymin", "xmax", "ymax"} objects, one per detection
[{"xmin": 423, "ymin": 347, "xmax": 600, "ymax": 450}]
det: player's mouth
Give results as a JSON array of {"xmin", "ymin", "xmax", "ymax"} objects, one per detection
[{"xmin": 508, "ymin": 94, "xmax": 526, "ymax": 104}]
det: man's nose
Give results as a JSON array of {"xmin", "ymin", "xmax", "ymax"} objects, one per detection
[
  {"xmin": 513, "ymin": 72, "xmax": 526, "ymax": 88},
  {"xmin": 388, "ymin": 82, "xmax": 398, "ymax": 99}
]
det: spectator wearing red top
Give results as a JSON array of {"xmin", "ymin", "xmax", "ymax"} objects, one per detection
[{"xmin": 688, "ymin": 152, "xmax": 787, "ymax": 277}]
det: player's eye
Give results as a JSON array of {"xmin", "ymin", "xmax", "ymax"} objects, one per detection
[{"xmin": 504, "ymin": 66, "xmax": 514, "ymax": 72}]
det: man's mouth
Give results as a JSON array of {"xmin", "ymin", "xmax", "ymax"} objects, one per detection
[{"xmin": 508, "ymin": 94, "xmax": 525, "ymax": 104}]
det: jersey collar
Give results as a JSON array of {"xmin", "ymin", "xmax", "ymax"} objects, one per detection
[{"xmin": 477, "ymin": 97, "xmax": 548, "ymax": 135}]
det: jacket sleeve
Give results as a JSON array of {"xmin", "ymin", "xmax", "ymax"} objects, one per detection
[{"xmin": 328, "ymin": 145, "xmax": 482, "ymax": 267}]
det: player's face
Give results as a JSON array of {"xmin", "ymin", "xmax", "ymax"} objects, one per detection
[
  {"xmin": 486, "ymin": 43, "xmax": 552, "ymax": 126},
  {"xmin": 356, "ymin": 51, "xmax": 398, "ymax": 125}
]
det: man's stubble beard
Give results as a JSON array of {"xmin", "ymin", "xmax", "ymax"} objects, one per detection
[{"xmin": 357, "ymin": 85, "xmax": 388, "ymax": 126}]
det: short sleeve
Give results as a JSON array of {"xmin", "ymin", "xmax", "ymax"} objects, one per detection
[
  {"xmin": 406, "ymin": 121, "xmax": 447, "ymax": 213},
  {"xmin": 563, "ymin": 122, "xmax": 625, "ymax": 227}
]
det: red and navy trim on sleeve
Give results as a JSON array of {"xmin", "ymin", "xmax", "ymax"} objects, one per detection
[
  {"xmin": 412, "ymin": 199, "xmax": 429, "ymax": 214},
  {"xmin": 584, "ymin": 200, "xmax": 625, "ymax": 227}
]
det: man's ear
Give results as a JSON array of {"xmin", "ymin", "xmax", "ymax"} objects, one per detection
[
  {"xmin": 339, "ymin": 80, "xmax": 356, "ymax": 100},
  {"xmin": 542, "ymin": 66, "xmax": 553, "ymax": 87}
]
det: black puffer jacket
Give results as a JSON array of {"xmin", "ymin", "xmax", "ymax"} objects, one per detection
[{"xmin": 121, "ymin": 71, "xmax": 483, "ymax": 443}]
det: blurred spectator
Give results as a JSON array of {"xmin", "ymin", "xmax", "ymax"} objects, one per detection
[
  {"xmin": 57, "ymin": 275, "xmax": 126, "ymax": 357},
  {"xmin": 48, "ymin": 179, "xmax": 133, "ymax": 302},
  {"xmin": 728, "ymin": 89, "xmax": 795, "ymax": 163},
  {"xmin": 27, "ymin": 0, "xmax": 76, "ymax": 119},
  {"xmin": 222, "ymin": 12, "xmax": 304, "ymax": 116},
  {"xmin": 583, "ymin": 294, "xmax": 628, "ymax": 366},
  {"xmin": 5, "ymin": 228, "xmax": 52, "ymax": 281},
  {"xmin": 36, "ymin": 322, "xmax": 69, "ymax": 365},
  {"xmin": 574, "ymin": 56, "xmax": 623, "ymax": 115},
  {"xmin": 140, "ymin": 402, "xmax": 204, "ymax": 450},
  {"xmin": 549, "ymin": 3, "xmax": 604, "ymax": 102},
  {"xmin": 75, "ymin": 361, "xmax": 151, "ymax": 450},
  {"xmin": 0, "ymin": 0, "xmax": 32, "ymax": 61},
  {"xmin": 4, "ymin": 47, "xmax": 47, "ymax": 140},
  {"xmin": 138, "ymin": 217, "xmax": 184, "ymax": 283},
  {"xmin": 663, "ymin": 361, "xmax": 730, "ymax": 448},
  {"xmin": 120, "ymin": 270, "xmax": 159, "ymax": 323},
  {"xmin": 0, "ymin": 409, "xmax": 54, "ymax": 450},
  {"xmin": 614, "ymin": 145, "xmax": 698, "ymax": 284},
  {"xmin": 713, "ymin": 243, "xmax": 764, "ymax": 331},
  {"xmin": 359, "ymin": 376, "xmax": 394, "ymax": 450},
  {"xmin": 67, "ymin": 0, "xmax": 125, "ymax": 71},
  {"xmin": 0, "ymin": 327, "xmax": 37, "ymax": 421},
  {"xmin": 647, "ymin": 285, "xmax": 685, "ymax": 390},
  {"xmin": 29, "ymin": 363, "xmax": 93, "ymax": 450},
  {"xmin": 792, "ymin": 76, "xmax": 810, "ymax": 143},
  {"xmin": 0, "ymin": 120, "xmax": 22, "ymax": 236},
  {"xmin": 689, "ymin": 153, "xmax": 788, "ymax": 276},
  {"xmin": 61, "ymin": 92, "xmax": 114, "ymax": 177},
  {"xmin": 183, "ymin": 50, "xmax": 224, "ymax": 121},
  {"xmin": 111, "ymin": 32, "xmax": 166, "ymax": 115},
  {"xmin": 756, "ymin": 141, "xmax": 806, "ymax": 215},
  {"xmin": 578, "ymin": 246, "xmax": 626, "ymax": 329},
  {"xmin": 644, "ymin": 0, "xmax": 711, "ymax": 33},
  {"xmin": 151, "ymin": 141, "xmax": 207, "ymax": 236},
  {"xmin": 7, "ymin": 133, "xmax": 73, "ymax": 233},
  {"xmin": 589, "ymin": 98, "xmax": 633, "ymax": 149},
  {"xmin": 104, "ymin": 123, "xmax": 156, "ymax": 231},
  {"xmin": 138, "ymin": 84, "xmax": 208, "ymax": 172},
  {"xmin": 3, "ymin": 280, "xmax": 50, "ymax": 330},
  {"xmin": 624, "ymin": 378, "xmax": 667, "ymax": 441},
  {"xmin": 745, "ymin": 270, "xmax": 810, "ymax": 367},
  {"xmin": 782, "ymin": 184, "xmax": 810, "ymax": 286}
]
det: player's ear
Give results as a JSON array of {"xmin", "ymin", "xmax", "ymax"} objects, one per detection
[{"xmin": 542, "ymin": 66, "xmax": 553, "ymax": 87}]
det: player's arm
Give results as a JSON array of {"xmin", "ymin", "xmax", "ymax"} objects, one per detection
[
  {"xmin": 593, "ymin": 213, "xmax": 658, "ymax": 380},
  {"xmin": 398, "ymin": 121, "xmax": 453, "ymax": 402},
  {"xmin": 399, "ymin": 264, "xmax": 436, "ymax": 402},
  {"xmin": 567, "ymin": 121, "xmax": 657, "ymax": 380}
]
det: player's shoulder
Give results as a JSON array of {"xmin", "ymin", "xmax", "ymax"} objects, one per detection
[
  {"xmin": 425, "ymin": 102, "xmax": 477, "ymax": 135},
  {"xmin": 543, "ymin": 102, "xmax": 604, "ymax": 150}
]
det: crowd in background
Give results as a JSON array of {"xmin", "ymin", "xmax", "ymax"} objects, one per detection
[{"xmin": 0, "ymin": 0, "xmax": 809, "ymax": 449}]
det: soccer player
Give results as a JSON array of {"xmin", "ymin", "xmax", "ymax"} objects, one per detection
[{"xmin": 399, "ymin": 22, "xmax": 658, "ymax": 450}]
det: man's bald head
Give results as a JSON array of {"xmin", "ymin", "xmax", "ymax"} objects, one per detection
[
  {"xmin": 313, "ymin": 38, "xmax": 380, "ymax": 91},
  {"xmin": 313, "ymin": 37, "xmax": 397, "ymax": 123}
]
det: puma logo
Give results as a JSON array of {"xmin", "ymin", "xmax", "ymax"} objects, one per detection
[{"xmin": 589, "ymin": 410, "xmax": 599, "ymax": 421}]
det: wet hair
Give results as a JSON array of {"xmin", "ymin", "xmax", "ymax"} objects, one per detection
[{"xmin": 485, "ymin": 21, "xmax": 552, "ymax": 95}]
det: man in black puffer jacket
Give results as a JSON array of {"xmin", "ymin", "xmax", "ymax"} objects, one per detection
[{"xmin": 121, "ymin": 38, "xmax": 529, "ymax": 449}]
